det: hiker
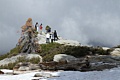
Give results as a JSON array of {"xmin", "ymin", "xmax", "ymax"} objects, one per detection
[
  {"xmin": 48, "ymin": 27, "xmax": 51, "ymax": 33},
  {"xmin": 46, "ymin": 33, "xmax": 50, "ymax": 43},
  {"xmin": 35, "ymin": 22, "xmax": 39, "ymax": 32},
  {"xmin": 39, "ymin": 23, "xmax": 43, "ymax": 34},
  {"xmin": 50, "ymin": 32, "xmax": 54, "ymax": 43},
  {"xmin": 45, "ymin": 25, "xmax": 51, "ymax": 33},
  {"xmin": 54, "ymin": 30, "xmax": 59, "ymax": 41}
]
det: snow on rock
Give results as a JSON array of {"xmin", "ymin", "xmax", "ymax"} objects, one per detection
[
  {"xmin": 110, "ymin": 48, "xmax": 120, "ymax": 56},
  {"xmin": 0, "ymin": 54, "xmax": 42, "ymax": 66},
  {"xmin": 53, "ymin": 54, "xmax": 77, "ymax": 62},
  {"xmin": 1, "ymin": 68, "xmax": 120, "ymax": 80}
]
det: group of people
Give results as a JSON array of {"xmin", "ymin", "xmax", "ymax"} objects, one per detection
[
  {"xmin": 46, "ymin": 30, "xmax": 59, "ymax": 43},
  {"xmin": 45, "ymin": 25, "xmax": 59, "ymax": 43},
  {"xmin": 35, "ymin": 22, "xmax": 43, "ymax": 34},
  {"xmin": 17, "ymin": 18, "xmax": 59, "ymax": 53},
  {"xmin": 35, "ymin": 22, "xmax": 59, "ymax": 43}
]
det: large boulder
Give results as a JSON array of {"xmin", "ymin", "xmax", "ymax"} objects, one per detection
[
  {"xmin": 0, "ymin": 54, "xmax": 42, "ymax": 66},
  {"xmin": 25, "ymin": 54, "xmax": 42, "ymax": 62},
  {"xmin": 110, "ymin": 48, "xmax": 120, "ymax": 56},
  {"xmin": 0, "ymin": 54, "xmax": 22, "ymax": 66},
  {"xmin": 53, "ymin": 54, "xmax": 77, "ymax": 62}
]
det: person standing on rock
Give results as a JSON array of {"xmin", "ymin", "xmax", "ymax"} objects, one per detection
[
  {"xmin": 35, "ymin": 22, "xmax": 39, "ymax": 32},
  {"xmin": 45, "ymin": 25, "xmax": 51, "ymax": 33},
  {"xmin": 54, "ymin": 30, "xmax": 59, "ymax": 41},
  {"xmin": 50, "ymin": 32, "xmax": 54, "ymax": 43},
  {"xmin": 39, "ymin": 23, "xmax": 43, "ymax": 34},
  {"xmin": 46, "ymin": 33, "xmax": 50, "ymax": 43}
]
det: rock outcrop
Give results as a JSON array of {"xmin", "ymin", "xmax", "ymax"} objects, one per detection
[
  {"xmin": 17, "ymin": 18, "xmax": 41, "ymax": 53},
  {"xmin": 39, "ymin": 59, "xmax": 90, "ymax": 71},
  {"xmin": 38, "ymin": 55, "xmax": 119, "ymax": 71},
  {"xmin": 13, "ymin": 62, "xmax": 41, "ymax": 71},
  {"xmin": 37, "ymin": 32, "xmax": 80, "ymax": 46},
  {"xmin": 13, "ymin": 62, "xmax": 42, "ymax": 74},
  {"xmin": 0, "ymin": 54, "xmax": 42, "ymax": 66},
  {"xmin": 55, "ymin": 39, "xmax": 81, "ymax": 46},
  {"xmin": 11, "ymin": 55, "xmax": 119, "ymax": 72},
  {"xmin": 53, "ymin": 54, "xmax": 77, "ymax": 62},
  {"xmin": 110, "ymin": 48, "xmax": 120, "ymax": 56}
]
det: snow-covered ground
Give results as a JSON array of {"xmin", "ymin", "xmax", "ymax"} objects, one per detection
[{"xmin": 1, "ymin": 67, "xmax": 120, "ymax": 80}]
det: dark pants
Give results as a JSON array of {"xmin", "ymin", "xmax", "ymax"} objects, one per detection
[
  {"xmin": 54, "ymin": 36, "xmax": 58, "ymax": 41},
  {"xmin": 51, "ymin": 39, "xmax": 54, "ymax": 43},
  {"xmin": 46, "ymin": 38, "xmax": 50, "ymax": 43}
]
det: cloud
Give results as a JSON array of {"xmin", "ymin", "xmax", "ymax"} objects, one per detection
[
  {"xmin": 0, "ymin": 0, "xmax": 120, "ymax": 54},
  {"xmin": 82, "ymin": 13, "xmax": 120, "ymax": 46}
]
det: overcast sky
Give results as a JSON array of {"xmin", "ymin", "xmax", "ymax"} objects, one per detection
[{"xmin": 0, "ymin": 0, "xmax": 120, "ymax": 54}]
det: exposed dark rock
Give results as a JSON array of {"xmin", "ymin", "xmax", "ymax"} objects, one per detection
[
  {"xmin": 12, "ymin": 55, "xmax": 119, "ymax": 72},
  {"xmin": 0, "ymin": 70, "xmax": 4, "ymax": 74},
  {"xmin": 39, "ymin": 58, "xmax": 90, "ymax": 71},
  {"xmin": 88, "ymin": 55, "xmax": 120, "ymax": 64},
  {"xmin": 39, "ymin": 55, "xmax": 119, "ymax": 71}
]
